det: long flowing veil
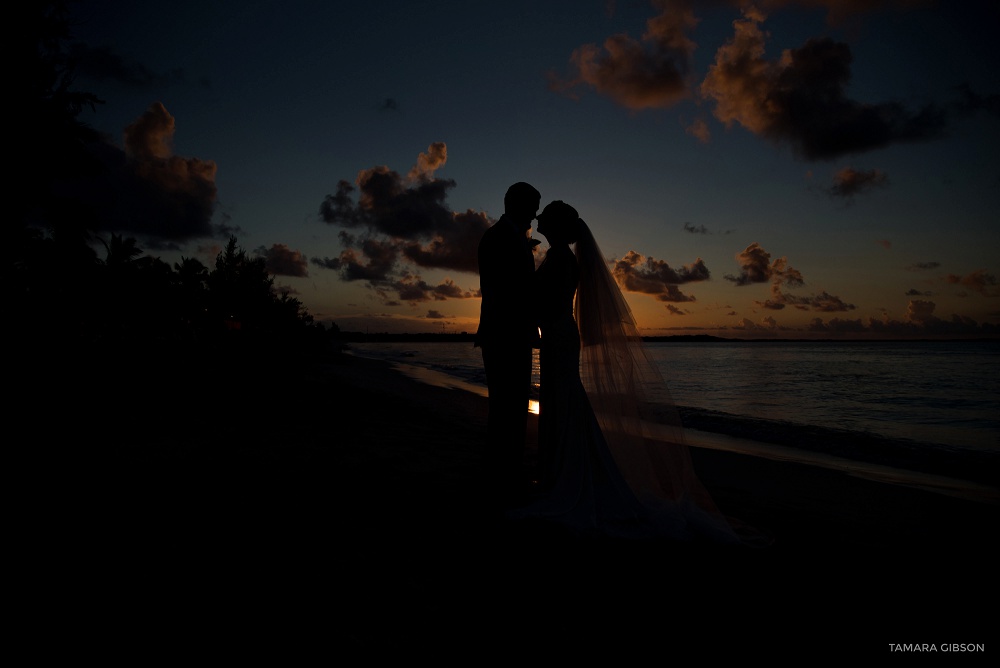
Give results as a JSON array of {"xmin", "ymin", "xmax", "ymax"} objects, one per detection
[{"xmin": 574, "ymin": 221, "xmax": 737, "ymax": 541}]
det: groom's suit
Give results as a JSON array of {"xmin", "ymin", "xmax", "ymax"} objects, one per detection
[{"xmin": 476, "ymin": 214, "xmax": 538, "ymax": 498}]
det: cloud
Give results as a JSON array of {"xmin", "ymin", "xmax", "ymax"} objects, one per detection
[
  {"xmin": 754, "ymin": 0, "xmax": 933, "ymax": 26},
  {"xmin": 407, "ymin": 142, "xmax": 447, "ymax": 181},
  {"xmin": 732, "ymin": 315, "xmax": 784, "ymax": 331},
  {"xmin": 380, "ymin": 97, "xmax": 399, "ymax": 111},
  {"xmin": 333, "ymin": 239, "xmax": 399, "ymax": 282},
  {"xmin": 724, "ymin": 242, "xmax": 804, "ymax": 286},
  {"xmin": 725, "ymin": 242, "xmax": 852, "ymax": 311},
  {"xmin": 58, "ymin": 103, "xmax": 218, "ymax": 242},
  {"xmin": 425, "ymin": 310, "xmax": 446, "ymax": 319},
  {"xmin": 684, "ymin": 117, "xmax": 711, "ymax": 143},
  {"xmin": 953, "ymin": 83, "xmax": 1000, "ymax": 119},
  {"xmin": 826, "ymin": 167, "xmax": 889, "ymax": 199},
  {"xmin": 700, "ymin": 9, "xmax": 946, "ymax": 160},
  {"xmin": 666, "ymin": 304, "xmax": 687, "ymax": 315},
  {"xmin": 906, "ymin": 299, "xmax": 937, "ymax": 324},
  {"xmin": 311, "ymin": 256, "xmax": 342, "ymax": 271},
  {"xmin": 905, "ymin": 288, "xmax": 931, "ymax": 296},
  {"xmin": 381, "ymin": 275, "xmax": 477, "ymax": 304},
  {"xmin": 400, "ymin": 209, "xmax": 491, "ymax": 274},
  {"xmin": 255, "ymin": 244, "xmax": 309, "ymax": 277},
  {"xmin": 549, "ymin": 0, "xmax": 698, "ymax": 110},
  {"xmin": 683, "ymin": 221, "xmax": 733, "ymax": 235},
  {"xmin": 317, "ymin": 144, "xmax": 493, "ymax": 302},
  {"xmin": 906, "ymin": 261, "xmax": 940, "ymax": 271},
  {"xmin": 612, "ymin": 250, "xmax": 710, "ymax": 302},
  {"xmin": 757, "ymin": 284, "xmax": 857, "ymax": 312},
  {"xmin": 945, "ymin": 269, "xmax": 998, "ymax": 295},
  {"xmin": 808, "ymin": 306, "xmax": 997, "ymax": 337},
  {"xmin": 876, "ymin": 238, "xmax": 892, "ymax": 249}
]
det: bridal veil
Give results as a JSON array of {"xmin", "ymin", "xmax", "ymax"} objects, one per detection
[{"xmin": 574, "ymin": 221, "xmax": 738, "ymax": 542}]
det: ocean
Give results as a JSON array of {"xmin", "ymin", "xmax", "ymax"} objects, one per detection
[{"xmin": 346, "ymin": 340, "xmax": 999, "ymax": 494}]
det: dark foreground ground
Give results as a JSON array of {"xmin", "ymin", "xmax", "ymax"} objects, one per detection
[{"xmin": 26, "ymin": 350, "xmax": 998, "ymax": 657}]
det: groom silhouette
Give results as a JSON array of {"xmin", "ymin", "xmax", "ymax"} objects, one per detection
[{"xmin": 475, "ymin": 182, "xmax": 541, "ymax": 504}]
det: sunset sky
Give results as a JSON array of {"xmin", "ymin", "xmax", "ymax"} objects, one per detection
[{"xmin": 65, "ymin": 0, "xmax": 999, "ymax": 338}]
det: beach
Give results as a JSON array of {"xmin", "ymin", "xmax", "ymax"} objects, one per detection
[{"xmin": 46, "ymin": 348, "xmax": 997, "ymax": 654}]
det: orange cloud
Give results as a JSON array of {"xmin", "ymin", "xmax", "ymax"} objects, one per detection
[
  {"xmin": 700, "ymin": 9, "xmax": 945, "ymax": 159},
  {"xmin": 550, "ymin": 0, "xmax": 698, "ymax": 110},
  {"xmin": 828, "ymin": 167, "xmax": 889, "ymax": 199},
  {"xmin": 945, "ymin": 270, "xmax": 998, "ymax": 295},
  {"xmin": 408, "ymin": 142, "xmax": 447, "ymax": 181},
  {"xmin": 612, "ymin": 250, "xmax": 710, "ymax": 302},
  {"xmin": 256, "ymin": 243, "xmax": 309, "ymax": 277},
  {"xmin": 724, "ymin": 242, "xmax": 803, "ymax": 286}
]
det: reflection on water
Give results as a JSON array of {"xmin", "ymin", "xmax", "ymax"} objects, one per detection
[{"xmin": 348, "ymin": 340, "xmax": 1000, "ymax": 452}]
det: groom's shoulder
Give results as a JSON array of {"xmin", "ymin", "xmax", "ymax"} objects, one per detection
[{"xmin": 479, "ymin": 217, "xmax": 509, "ymax": 246}]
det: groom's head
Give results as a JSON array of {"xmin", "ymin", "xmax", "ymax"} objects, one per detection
[{"xmin": 504, "ymin": 182, "xmax": 541, "ymax": 228}]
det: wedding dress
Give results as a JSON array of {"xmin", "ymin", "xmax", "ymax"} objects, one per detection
[{"xmin": 525, "ymin": 222, "xmax": 739, "ymax": 542}]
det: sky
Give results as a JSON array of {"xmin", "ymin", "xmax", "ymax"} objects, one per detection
[{"xmin": 63, "ymin": 0, "xmax": 1000, "ymax": 338}]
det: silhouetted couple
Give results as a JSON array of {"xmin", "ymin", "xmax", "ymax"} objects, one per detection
[{"xmin": 476, "ymin": 182, "xmax": 740, "ymax": 541}]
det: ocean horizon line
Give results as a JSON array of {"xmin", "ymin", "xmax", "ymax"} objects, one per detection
[{"xmin": 335, "ymin": 331, "xmax": 1000, "ymax": 344}]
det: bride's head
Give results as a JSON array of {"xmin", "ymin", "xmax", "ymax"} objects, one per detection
[{"xmin": 536, "ymin": 200, "xmax": 582, "ymax": 245}]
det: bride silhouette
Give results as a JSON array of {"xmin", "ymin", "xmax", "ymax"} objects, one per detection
[{"xmin": 522, "ymin": 200, "xmax": 740, "ymax": 542}]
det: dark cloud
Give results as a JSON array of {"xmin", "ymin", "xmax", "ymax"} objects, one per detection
[
  {"xmin": 549, "ymin": 0, "xmax": 697, "ymax": 110},
  {"xmin": 683, "ymin": 221, "xmax": 733, "ymax": 235},
  {"xmin": 666, "ymin": 304, "xmax": 687, "ymax": 315},
  {"xmin": 70, "ymin": 44, "xmax": 185, "ymax": 88},
  {"xmin": 701, "ymin": 9, "xmax": 946, "ymax": 160},
  {"xmin": 612, "ymin": 250, "xmax": 710, "ymax": 303},
  {"xmin": 757, "ymin": 284, "xmax": 856, "ymax": 312},
  {"xmin": 725, "ymin": 242, "xmax": 852, "ymax": 311},
  {"xmin": 826, "ymin": 167, "xmax": 889, "ymax": 199},
  {"xmin": 905, "ymin": 288, "xmax": 932, "ymax": 296},
  {"xmin": 876, "ymin": 239, "xmax": 892, "ymax": 249},
  {"xmin": 906, "ymin": 261, "xmax": 941, "ymax": 271},
  {"xmin": 317, "ymin": 144, "xmax": 493, "ymax": 303},
  {"xmin": 724, "ymin": 242, "xmax": 804, "ymax": 286},
  {"xmin": 953, "ymin": 83, "xmax": 1000, "ymax": 119},
  {"xmin": 808, "ymin": 308, "xmax": 997, "ymax": 337},
  {"xmin": 381, "ymin": 97, "xmax": 399, "ymax": 111},
  {"xmin": 755, "ymin": 0, "xmax": 933, "ymax": 26},
  {"xmin": 56, "ymin": 103, "xmax": 217, "ymax": 241},
  {"xmin": 426, "ymin": 310, "xmax": 446, "ymax": 319},
  {"xmin": 339, "ymin": 239, "xmax": 399, "ymax": 282},
  {"xmin": 945, "ymin": 269, "xmax": 998, "ymax": 295},
  {"xmin": 310, "ymin": 256, "xmax": 342, "ymax": 271},
  {"xmin": 384, "ymin": 275, "xmax": 477, "ymax": 303},
  {"xmin": 255, "ymin": 244, "xmax": 309, "ymax": 277},
  {"xmin": 906, "ymin": 299, "xmax": 937, "ymax": 324},
  {"xmin": 400, "ymin": 210, "xmax": 490, "ymax": 274},
  {"xmin": 732, "ymin": 315, "xmax": 784, "ymax": 331}
]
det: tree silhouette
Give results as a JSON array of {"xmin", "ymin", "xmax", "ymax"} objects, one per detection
[
  {"xmin": 207, "ymin": 236, "xmax": 275, "ymax": 335},
  {"xmin": 17, "ymin": 1, "xmax": 102, "ymax": 233}
]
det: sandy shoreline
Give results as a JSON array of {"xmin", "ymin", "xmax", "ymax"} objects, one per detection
[
  {"xmin": 377, "ymin": 352, "xmax": 998, "ymax": 500},
  {"xmin": 46, "ymin": 349, "xmax": 998, "ymax": 650}
]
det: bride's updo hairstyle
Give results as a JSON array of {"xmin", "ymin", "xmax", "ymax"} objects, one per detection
[{"xmin": 539, "ymin": 200, "xmax": 584, "ymax": 244}]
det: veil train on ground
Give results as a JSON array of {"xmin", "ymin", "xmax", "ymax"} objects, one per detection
[{"xmin": 569, "ymin": 222, "xmax": 744, "ymax": 542}]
